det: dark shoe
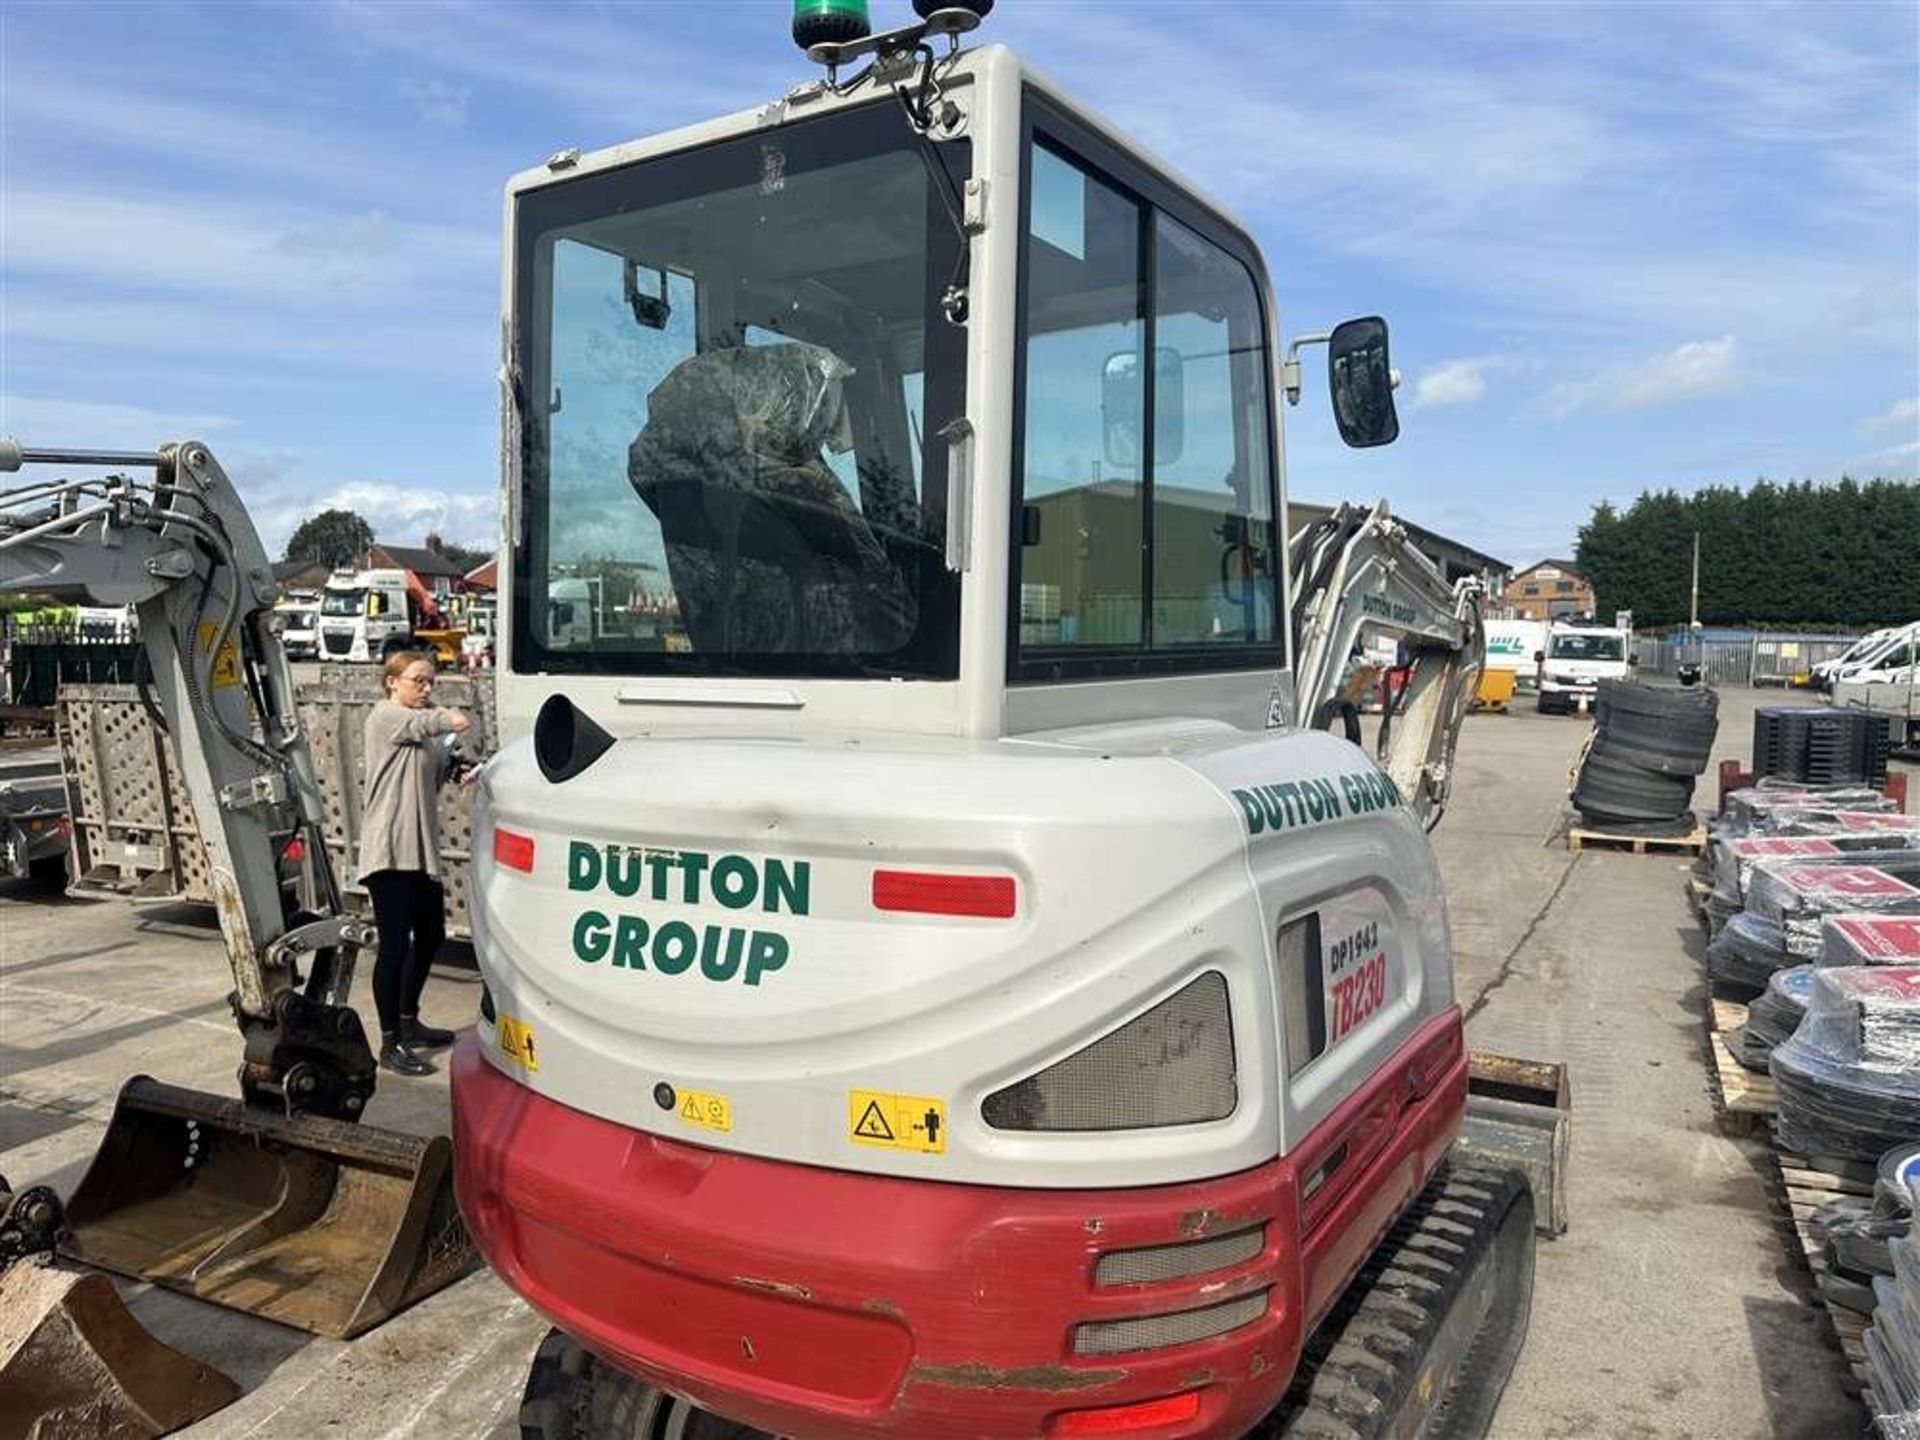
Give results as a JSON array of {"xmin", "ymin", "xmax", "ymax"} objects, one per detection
[
  {"xmin": 401, "ymin": 1016, "xmax": 458, "ymax": 1049},
  {"xmin": 379, "ymin": 1037, "xmax": 436, "ymax": 1077}
]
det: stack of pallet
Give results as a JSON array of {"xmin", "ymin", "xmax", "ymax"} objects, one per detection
[{"xmin": 1691, "ymin": 774, "xmax": 1920, "ymax": 1424}]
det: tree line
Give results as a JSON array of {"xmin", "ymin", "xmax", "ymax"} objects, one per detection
[
  {"xmin": 1575, "ymin": 478, "xmax": 1920, "ymax": 629},
  {"xmin": 284, "ymin": 509, "xmax": 491, "ymax": 573}
]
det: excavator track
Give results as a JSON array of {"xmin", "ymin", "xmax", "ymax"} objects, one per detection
[{"xmin": 1263, "ymin": 1163, "xmax": 1536, "ymax": 1440}]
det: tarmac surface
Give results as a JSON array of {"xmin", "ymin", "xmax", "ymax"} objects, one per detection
[{"xmin": 1, "ymin": 685, "xmax": 1908, "ymax": 1439}]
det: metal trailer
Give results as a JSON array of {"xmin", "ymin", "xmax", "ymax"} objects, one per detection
[
  {"xmin": 0, "ymin": 744, "xmax": 69, "ymax": 883},
  {"xmin": 54, "ymin": 669, "xmax": 493, "ymax": 935}
]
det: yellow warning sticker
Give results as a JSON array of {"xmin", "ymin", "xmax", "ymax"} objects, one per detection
[
  {"xmin": 495, "ymin": 1013, "xmax": 539, "ymax": 1072},
  {"xmin": 676, "ymin": 1088, "xmax": 733, "ymax": 1134},
  {"xmin": 197, "ymin": 621, "xmax": 242, "ymax": 687},
  {"xmin": 848, "ymin": 1089, "xmax": 947, "ymax": 1155}
]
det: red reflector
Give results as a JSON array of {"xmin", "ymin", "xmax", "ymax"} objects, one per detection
[
  {"xmin": 494, "ymin": 828, "xmax": 536, "ymax": 873},
  {"xmin": 872, "ymin": 869, "xmax": 1015, "ymax": 918},
  {"xmin": 1052, "ymin": 1390, "xmax": 1201, "ymax": 1436},
  {"xmin": 281, "ymin": 836, "xmax": 306, "ymax": 862}
]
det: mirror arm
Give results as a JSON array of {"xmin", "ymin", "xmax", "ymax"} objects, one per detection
[{"xmin": 1282, "ymin": 331, "xmax": 1332, "ymax": 406}]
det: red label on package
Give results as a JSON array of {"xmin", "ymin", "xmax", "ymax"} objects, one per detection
[
  {"xmin": 1835, "ymin": 811, "xmax": 1920, "ymax": 831},
  {"xmin": 1834, "ymin": 966, "xmax": 1920, "ymax": 1001},
  {"xmin": 1777, "ymin": 865, "xmax": 1919, "ymax": 899},
  {"xmin": 1830, "ymin": 917, "xmax": 1920, "ymax": 960},
  {"xmin": 1735, "ymin": 838, "xmax": 1841, "ymax": 857}
]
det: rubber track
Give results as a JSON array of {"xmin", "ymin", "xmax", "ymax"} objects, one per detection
[{"xmin": 1261, "ymin": 1163, "xmax": 1532, "ymax": 1439}]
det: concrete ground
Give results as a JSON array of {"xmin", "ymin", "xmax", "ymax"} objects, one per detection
[{"xmin": 1, "ymin": 686, "xmax": 1908, "ymax": 1438}]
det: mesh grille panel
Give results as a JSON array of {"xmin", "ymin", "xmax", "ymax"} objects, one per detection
[
  {"xmin": 1094, "ymin": 1226, "xmax": 1265, "ymax": 1287},
  {"xmin": 1072, "ymin": 1291, "xmax": 1268, "ymax": 1356},
  {"xmin": 982, "ymin": 972, "xmax": 1235, "ymax": 1131}
]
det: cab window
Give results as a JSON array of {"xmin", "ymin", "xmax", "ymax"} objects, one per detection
[{"xmin": 1013, "ymin": 114, "xmax": 1278, "ymax": 678}]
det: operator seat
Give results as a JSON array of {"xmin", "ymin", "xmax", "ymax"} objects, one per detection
[{"xmin": 627, "ymin": 342, "xmax": 916, "ymax": 656}]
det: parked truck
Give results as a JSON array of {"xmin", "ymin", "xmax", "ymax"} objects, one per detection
[{"xmin": 317, "ymin": 564, "xmax": 465, "ymax": 664}]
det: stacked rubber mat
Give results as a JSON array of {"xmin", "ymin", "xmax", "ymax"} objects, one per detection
[
  {"xmin": 1865, "ymin": 1146, "xmax": 1920, "ymax": 1435},
  {"xmin": 1727, "ymin": 963, "xmax": 1814, "ymax": 1072},
  {"xmin": 1721, "ymin": 782, "xmax": 1898, "ymax": 834},
  {"xmin": 1570, "ymin": 681, "xmax": 1719, "ymax": 834},
  {"xmin": 1750, "ymin": 855, "xmax": 1920, "ymax": 959},
  {"xmin": 1754, "ymin": 706, "xmax": 1895, "ymax": 788},
  {"xmin": 1773, "ymin": 968, "xmax": 1920, "ymax": 1165}
]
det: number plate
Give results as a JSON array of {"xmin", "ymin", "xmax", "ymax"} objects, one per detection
[
  {"xmin": 495, "ymin": 1013, "xmax": 539, "ymax": 1072},
  {"xmin": 1321, "ymin": 890, "xmax": 1396, "ymax": 1044}
]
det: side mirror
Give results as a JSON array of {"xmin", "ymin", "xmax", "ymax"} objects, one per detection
[
  {"xmin": 1102, "ymin": 347, "xmax": 1185, "ymax": 470},
  {"xmin": 1328, "ymin": 316, "xmax": 1399, "ymax": 448},
  {"xmin": 623, "ymin": 260, "xmax": 672, "ymax": 330}
]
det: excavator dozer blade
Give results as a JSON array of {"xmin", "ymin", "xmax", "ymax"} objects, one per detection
[
  {"xmin": 58, "ymin": 1076, "xmax": 476, "ymax": 1339},
  {"xmin": 0, "ymin": 1259, "xmax": 240, "ymax": 1440},
  {"xmin": 1458, "ymin": 1050, "xmax": 1571, "ymax": 1237}
]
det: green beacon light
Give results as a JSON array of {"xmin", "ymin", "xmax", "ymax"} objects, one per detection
[{"xmin": 792, "ymin": 0, "xmax": 871, "ymax": 52}]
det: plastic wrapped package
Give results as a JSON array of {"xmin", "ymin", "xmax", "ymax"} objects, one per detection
[
  {"xmin": 1772, "ymin": 967, "xmax": 1920, "ymax": 1161},
  {"xmin": 1825, "ymin": 916, "xmax": 1920, "ymax": 968},
  {"xmin": 627, "ymin": 341, "xmax": 921, "ymax": 657},
  {"xmin": 1787, "ymin": 810, "xmax": 1920, "ymax": 838},
  {"xmin": 1729, "ymin": 963, "xmax": 1816, "ymax": 1072},
  {"xmin": 1712, "ymin": 836, "xmax": 1846, "ymax": 911},
  {"xmin": 1706, "ymin": 911, "xmax": 1793, "ymax": 995},
  {"xmin": 1722, "ymin": 785, "xmax": 1896, "ymax": 835},
  {"xmin": 1749, "ymin": 858, "xmax": 1920, "ymax": 957}
]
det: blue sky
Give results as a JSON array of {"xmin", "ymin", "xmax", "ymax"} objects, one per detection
[{"xmin": 3, "ymin": 1, "xmax": 1915, "ymax": 567}]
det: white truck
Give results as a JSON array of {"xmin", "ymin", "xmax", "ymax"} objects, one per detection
[
  {"xmin": 316, "ymin": 566, "xmax": 414, "ymax": 661},
  {"xmin": 1535, "ymin": 620, "xmax": 1633, "ymax": 714}
]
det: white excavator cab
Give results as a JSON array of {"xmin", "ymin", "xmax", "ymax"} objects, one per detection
[{"xmin": 456, "ymin": 21, "xmax": 1554, "ymax": 1440}]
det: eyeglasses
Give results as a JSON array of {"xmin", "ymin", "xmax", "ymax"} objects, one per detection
[{"xmin": 400, "ymin": 673, "xmax": 436, "ymax": 687}]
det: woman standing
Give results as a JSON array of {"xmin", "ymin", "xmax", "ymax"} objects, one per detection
[{"xmin": 358, "ymin": 650, "xmax": 473, "ymax": 1075}]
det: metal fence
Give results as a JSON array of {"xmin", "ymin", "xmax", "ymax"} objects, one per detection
[
  {"xmin": 3, "ymin": 620, "xmax": 144, "ymax": 707},
  {"xmin": 55, "ymin": 668, "xmax": 494, "ymax": 938},
  {"xmin": 1630, "ymin": 630, "xmax": 1866, "ymax": 687}
]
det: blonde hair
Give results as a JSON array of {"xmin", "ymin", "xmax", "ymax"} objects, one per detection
[{"xmin": 382, "ymin": 650, "xmax": 434, "ymax": 697}]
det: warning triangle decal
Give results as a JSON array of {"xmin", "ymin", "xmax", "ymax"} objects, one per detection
[{"xmin": 854, "ymin": 1099, "xmax": 895, "ymax": 1141}]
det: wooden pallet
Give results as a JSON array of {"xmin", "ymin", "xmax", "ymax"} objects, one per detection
[
  {"xmin": 1775, "ymin": 1151, "xmax": 1876, "ymax": 1394},
  {"xmin": 1567, "ymin": 822, "xmax": 1708, "ymax": 856},
  {"xmin": 1705, "ymin": 997, "xmax": 1777, "ymax": 1135}
]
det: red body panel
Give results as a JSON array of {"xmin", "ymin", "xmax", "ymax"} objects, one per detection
[{"xmin": 452, "ymin": 1011, "xmax": 1465, "ymax": 1440}]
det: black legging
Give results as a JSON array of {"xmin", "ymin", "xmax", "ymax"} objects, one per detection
[{"xmin": 365, "ymin": 870, "xmax": 446, "ymax": 1036}]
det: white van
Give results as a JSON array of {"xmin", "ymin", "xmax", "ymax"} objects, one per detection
[
  {"xmin": 1536, "ymin": 622, "xmax": 1632, "ymax": 714},
  {"xmin": 1819, "ymin": 622, "xmax": 1919, "ymax": 693},
  {"xmin": 274, "ymin": 593, "xmax": 320, "ymax": 661},
  {"xmin": 1833, "ymin": 629, "xmax": 1920, "ymax": 748},
  {"xmin": 1485, "ymin": 619, "xmax": 1549, "ymax": 694}
]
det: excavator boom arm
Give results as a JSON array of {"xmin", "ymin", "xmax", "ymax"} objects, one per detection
[
  {"xmin": 0, "ymin": 438, "xmax": 378, "ymax": 1116},
  {"xmin": 1289, "ymin": 500, "xmax": 1486, "ymax": 828}
]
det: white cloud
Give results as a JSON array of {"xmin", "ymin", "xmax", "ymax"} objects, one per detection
[
  {"xmin": 1411, "ymin": 357, "xmax": 1496, "ymax": 410},
  {"xmin": 6, "ymin": 186, "xmax": 492, "ymax": 304},
  {"xmin": 254, "ymin": 481, "xmax": 497, "ymax": 556},
  {"xmin": 1543, "ymin": 336, "xmax": 1742, "ymax": 419},
  {"xmin": 403, "ymin": 78, "xmax": 471, "ymax": 128},
  {"xmin": 1865, "ymin": 397, "xmax": 1920, "ymax": 430},
  {"xmin": 0, "ymin": 393, "xmax": 236, "ymax": 448}
]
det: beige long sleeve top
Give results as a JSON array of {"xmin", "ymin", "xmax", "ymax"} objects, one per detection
[{"xmin": 357, "ymin": 701, "xmax": 460, "ymax": 881}]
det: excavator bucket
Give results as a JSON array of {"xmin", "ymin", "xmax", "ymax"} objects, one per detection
[
  {"xmin": 1459, "ymin": 1050, "xmax": 1572, "ymax": 1236},
  {"xmin": 0, "ymin": 1259, "xmax": 240, "ymax": 1440},
  {"xmin": 59, "ymin": 1076, "xmax": 476, "ymax": 1339}
]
